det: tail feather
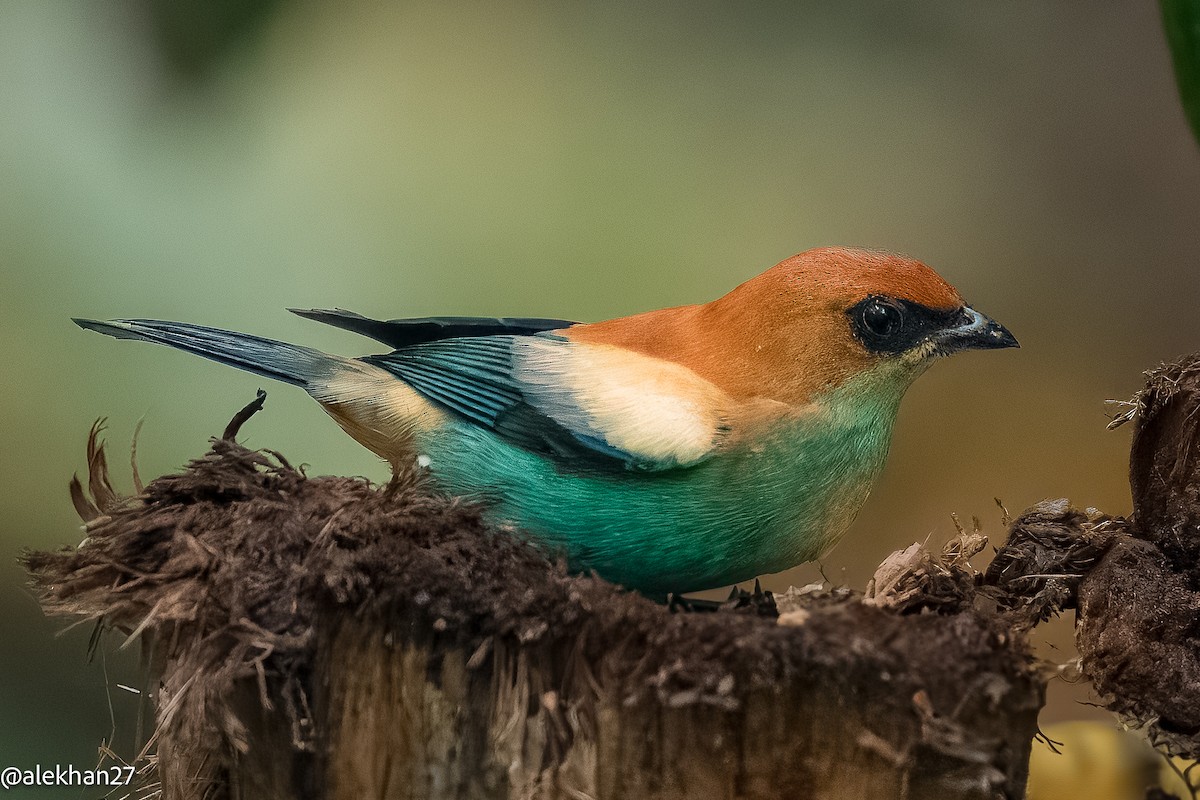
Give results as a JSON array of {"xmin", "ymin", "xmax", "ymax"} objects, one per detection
[{"xmin": 73, "ymin": 318, "xmax": 336, "ymax": 387}]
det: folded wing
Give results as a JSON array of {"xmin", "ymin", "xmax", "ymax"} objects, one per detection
[{"xmin": 364, "ymin": 335, "xmax": 730, "ymax": 471}]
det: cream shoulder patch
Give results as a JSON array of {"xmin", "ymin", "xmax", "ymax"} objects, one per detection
[{"xmin": 514, "ymin": 338, "xmax": 731, "ymax": 469}]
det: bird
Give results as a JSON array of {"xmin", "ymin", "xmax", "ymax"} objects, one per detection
[{"xmin": 74, "ymin": 246, "xmax": 1017, "ymax": 597}]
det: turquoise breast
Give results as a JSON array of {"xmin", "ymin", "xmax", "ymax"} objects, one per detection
[{"xmin": 419, "ymin": 383, "xmax": 902, "ymax": 596}]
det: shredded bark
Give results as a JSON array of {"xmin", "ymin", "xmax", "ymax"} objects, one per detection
[
  {"xmin": 1072, "ymin": 354, "xmax": 1200, "ymax": 758},
  {"xmin": 865, "ymin": 528, "xmax": 986, "ymax": 614},
  {"xmin": 983, "ymin": 500, "xmax": 1120, "ymax": 626},
  {"xmin": 1129, "ymin": 355, "xmax": 1200, "ymax": 577}
]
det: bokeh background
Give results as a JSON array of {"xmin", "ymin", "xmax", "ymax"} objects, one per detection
[{"xmin": 2, "ymin": 1, "xmax": 1198, "ymax": 796}]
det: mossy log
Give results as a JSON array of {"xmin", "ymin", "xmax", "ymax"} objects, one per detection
[{"xmin": 26, "ymin": 353, "xmax": 1200, "ymax": 800}]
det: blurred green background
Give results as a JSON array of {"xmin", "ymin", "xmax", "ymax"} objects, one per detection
[{"xmin": 2, "ymin": 0, "xmax": 1199, "ymax": 795}]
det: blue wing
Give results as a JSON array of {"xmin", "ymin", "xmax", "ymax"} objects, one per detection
[{"xmin": 362, "ymin": 335, "xmax": 726, "ymax": 471}]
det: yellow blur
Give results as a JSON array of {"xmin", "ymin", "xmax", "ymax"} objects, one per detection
[{"xmin": 1027, "ymin": 721, "xmax": 1195, "ymax": 800}]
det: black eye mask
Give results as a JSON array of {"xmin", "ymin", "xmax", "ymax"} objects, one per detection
[{"xmin": 847, "ymin": 295, "xmax": 969, "ymax": 355}]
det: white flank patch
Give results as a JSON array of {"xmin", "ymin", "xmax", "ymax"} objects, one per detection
[
  {"xmin": 416, "ymin": 454, "xmax": 432, "ymax": 468},
  {"xmin": 515, "ymin": 338, "xmax": 729, "ymax": 468}
]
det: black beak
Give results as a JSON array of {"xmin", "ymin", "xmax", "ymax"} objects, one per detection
[{"xmin": 933, "ymin": 307, "xmax": 1019, "ymax": 354}]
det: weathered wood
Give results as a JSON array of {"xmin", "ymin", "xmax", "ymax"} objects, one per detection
[{"xmin": 301, "ymin": 612, "xmax": 1041, "ymax": 800}]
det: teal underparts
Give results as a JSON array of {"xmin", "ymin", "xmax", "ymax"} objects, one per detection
[{"xmin": 417, "ymin": 383, "xmax": 904, "ymax": 596}]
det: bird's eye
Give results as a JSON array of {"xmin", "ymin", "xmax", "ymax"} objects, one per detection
[{"xmin": 861, "ymin": 300, "xmax": 902, "ymax": 338}]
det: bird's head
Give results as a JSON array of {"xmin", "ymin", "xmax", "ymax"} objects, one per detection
[{"xmin": 710, "ymin": 246, "xmax": 1018, "ymax": 404}]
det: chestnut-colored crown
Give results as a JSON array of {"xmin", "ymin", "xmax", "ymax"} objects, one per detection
[{"xmin": 759, "ymin": 247, "xmax": 963, "ymax": 312}]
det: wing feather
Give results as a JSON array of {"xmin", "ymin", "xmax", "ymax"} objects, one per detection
[
  {"xmin": 364, "ymin": 335, "xmax": 728, "ymax": 470},
  {"xmin": 291, "ymin": 308, "xmax": 577, "ymax": 348}
]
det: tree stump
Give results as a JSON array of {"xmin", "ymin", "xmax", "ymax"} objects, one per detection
[
  {"xmin": 52, "ymin": 349, "xmax": 1200, "ymax": 800},
  {"xmin": 24, "ymin": 420, "xmax": 1052, "ymax": 800}
]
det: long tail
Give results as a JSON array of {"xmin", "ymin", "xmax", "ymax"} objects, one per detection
[{"xmin": 73, "ymin": 318, "xmax": 341, "ymax": 387}]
